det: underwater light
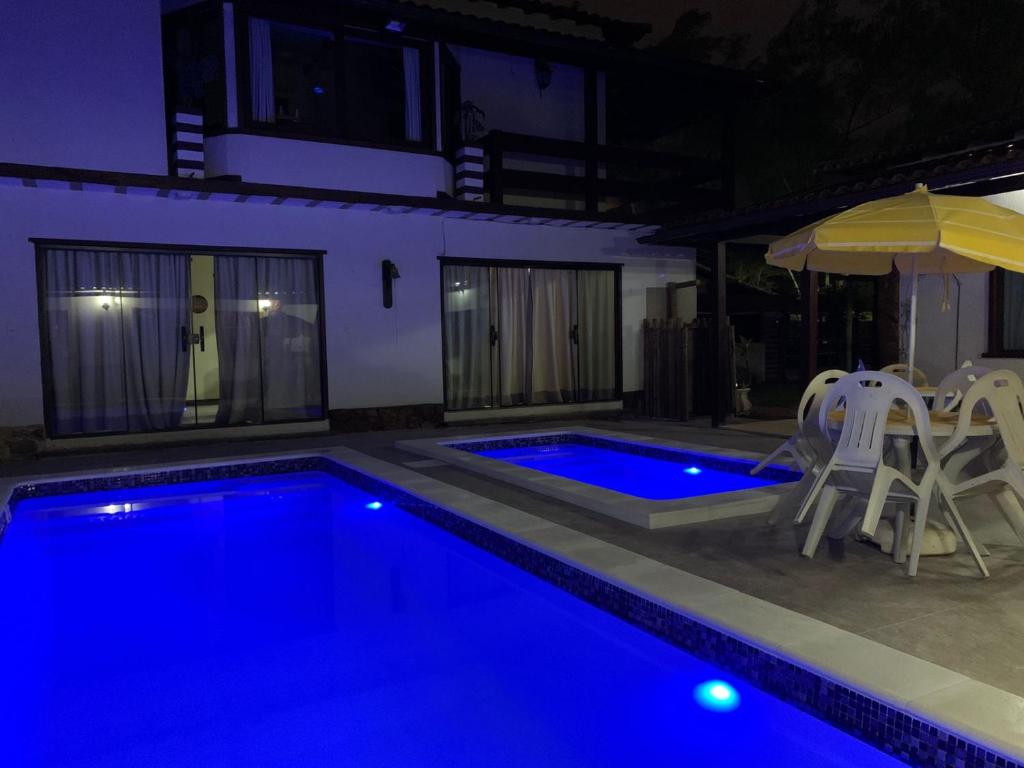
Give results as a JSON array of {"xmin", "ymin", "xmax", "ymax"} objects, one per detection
[
  {"xmin": 365, "ymin": 501, "xmax": 383, "ymax": 510},
  {"xmin": 684, "ymin": 466, "xmax": 702, "ymax": 475},
  {"xmin": 694, "ymin": 680, "xmax": 740, "ymax": 711}
]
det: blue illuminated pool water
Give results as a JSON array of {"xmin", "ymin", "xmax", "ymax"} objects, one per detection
[
  {"xmin": 0, "ymin": 471, "xmax": 898, "ymax": 767},
  {"xmin": 473, "ymin": 441, "xmax": 785, "ymax": 499}
]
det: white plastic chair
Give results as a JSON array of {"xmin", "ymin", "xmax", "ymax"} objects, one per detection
[
  {"xmin": 940, "ymin": 370, "xmax": 1024, "ymax": 548},
  {"xmin": 751, "ymin": 370, "xmax": 847, "ymax": 527},
  {"xmin": 929, "ymin": 366, "xmax": 995, "ymax": 485},
  {"xmin": 931, "ymin": 365, "xmax": 992, "ymax": 413},
  {"xmin": 796, "ymin": 370, "xmax": 985, "ymax": 576},
  {"xmin": 751, "ymin": 369, "xmax": 847, "ymax": 475},
  {"xmin": 881, "ymin": 363, "xmax": 929, "ymax": 386}
]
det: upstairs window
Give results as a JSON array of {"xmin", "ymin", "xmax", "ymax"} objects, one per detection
[
  {"xmin": 343, "ymin": 37, "xmax": 423, "ymax": 144},
  {"xmin": 247, "ymin": 17, "xmax": 427, "ymax": 147},
  {"xmin": 165, "ymin": 9, "xmax": 226, "ymax": 128},
  {"xmin": 249, "ymin": 19, "xmax": 337, "ymax": 134}
]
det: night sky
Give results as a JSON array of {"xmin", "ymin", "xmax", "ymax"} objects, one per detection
[{"xmin": 565, "ymin": 0, "xmax": 805, "ymax": 58}]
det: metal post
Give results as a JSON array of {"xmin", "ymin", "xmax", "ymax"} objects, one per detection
[
  {"xmin": 711, "ymin": 241, "xmax": 728, "ymax": 427},
  {"xmin": 906, "ymin": 255, "xmax": 918, "ymax": 382},
  {"xmin": 801, "ymin": 270, "xmax": 819, "ymax": 383}
]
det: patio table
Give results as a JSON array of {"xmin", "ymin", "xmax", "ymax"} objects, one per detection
[
  {"xmin": 826, "ymin": 408, "xmax": 994, "ymax": 438},
  {"xmin": 825, "ymin": 408, "xmax": 997, "ymax": 557}
]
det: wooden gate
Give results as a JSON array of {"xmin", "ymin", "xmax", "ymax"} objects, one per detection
[
  {"xmin": 642, "ymin": 317, "xmax": 734, "ymax": 420},
  {"xmin": 642, "ymin": 318, "xmax": 692, "ymax": 420}
]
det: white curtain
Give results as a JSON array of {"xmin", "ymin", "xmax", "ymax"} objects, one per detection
[
  {"xmin": 403, "ymin": 46, "xmax": 422, "ymax": 142},
  {"xmin": 443, "ymin": 265, "xmax": 492, "ymax": 409},
  {"xmin": 257, "ymin": 257, "xmax": 323, "ymax": 421},
  {"xmin": 44, "ymin": 249, "xmax": 190, "ymax": 436},
  {"xmin": 577, "ymin": 270, "xmax": 616, "ymax": 400},
  {"xmin": 530, "ymin": 269, "xmax": 577, "ymax": 404},
  {"xmin": 214, "ymin": 256, "xmax": 263, "ymax": 425},
  {"xmin": 121, "ymin": 252, "xmax": 192, "ymax": 430},
  {"xmin": 249, "ymin": 17, "xmax": 275, "ymax": 123},
  {"xmin": 498, "ymin": 268, "xmax": 531, "ymax": 406},
  {"xmin": 497, "ymin": 267, "xmax": 577, "ymax": 406}
]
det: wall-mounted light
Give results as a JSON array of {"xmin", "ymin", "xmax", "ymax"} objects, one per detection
[
  {"xmin": 382, "ymin": 259, "xmax": 401, "ymax": 308},
  {"xmin": 385, "ymin": 19, "xmax": 406, "ymax": 32}
]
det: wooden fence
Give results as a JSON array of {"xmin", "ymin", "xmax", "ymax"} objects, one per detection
[{"xmin": 642, "ymin": 317, "xmax": 735, "ymax": 420}]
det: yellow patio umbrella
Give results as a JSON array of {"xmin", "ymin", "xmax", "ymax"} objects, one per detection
[{"xmin": 766, "ymin": 184, "xmax": 1024, "ymax": 378}]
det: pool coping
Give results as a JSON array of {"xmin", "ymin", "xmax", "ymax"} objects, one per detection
[
  {"xmin": 1, "ymin": 446, "xmax": 1022, "ymax": 767},
  {"xmin": 395, "ymin": 426, "xmax": 800, "ymax": 529}
]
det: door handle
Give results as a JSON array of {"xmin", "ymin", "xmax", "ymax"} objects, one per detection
[{"xmin": 199, "ymin": 325, "xmax": 206, "ymax": 352}]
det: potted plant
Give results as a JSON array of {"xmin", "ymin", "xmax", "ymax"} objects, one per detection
[{"xmin": 734, "ymin": 335, "xmax": 753, "ymax": 415}]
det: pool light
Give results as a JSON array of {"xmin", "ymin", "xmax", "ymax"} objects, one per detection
[
  {"xmin": 694, "ymin": 680, "xmax": 740, "ymax": 712},
  {"xmin": 684, "ymin": 466, "xmax": 702, "ymax": 475},
  {"xmin": 365, "ymin": 501, "xmax": 383, "ymax": 510}
]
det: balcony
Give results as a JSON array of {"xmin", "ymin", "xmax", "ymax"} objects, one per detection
[{"xmin": 473, "ymin": 130, "xmax": 731, "ymax": 217}]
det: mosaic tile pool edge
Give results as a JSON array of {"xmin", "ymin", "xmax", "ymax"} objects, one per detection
[{"xmin": 5, "ymin": 456, "xmax": 1016, "ymax": 768}]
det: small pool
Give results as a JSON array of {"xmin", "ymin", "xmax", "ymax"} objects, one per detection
[
  {"xmin": 396, "ymin": 429, "xmax": 801, "ymax": 528},
  {"xmin": 0, "ymin": 469, "xmax": 898, "ymax": 767},
  {"xmin": 474, "ymin": 440, "xmax": 781, "ymax": 500}
]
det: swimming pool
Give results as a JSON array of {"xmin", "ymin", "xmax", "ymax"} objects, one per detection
[
  {"xmin": 398, "ymin": 427, "xmax": 801, "ymax": 528},
  {"xmin": 475, "ymin": 441, "xmax": 780, "ymax": 499},
  {"xmin": 1, "ymin": 468, "xmax": 898, "ymax": 768}
]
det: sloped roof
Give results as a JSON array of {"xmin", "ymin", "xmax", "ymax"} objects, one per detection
[
  {"xmin": 398, "ymin": 0, "xmax": 651, "ymax": 44},
  {"xmin": 643, "ymin": 134, "xmax": 1024, "ymax": 246}
]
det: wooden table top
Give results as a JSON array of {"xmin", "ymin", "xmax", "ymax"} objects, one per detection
[{"xmin": 827, "ymin": 408, "xmax": 995, "ymax": 437}]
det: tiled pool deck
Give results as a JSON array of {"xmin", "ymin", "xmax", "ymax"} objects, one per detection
[{"xmin": 5, "ymin": 418, "xmax": 1024, "ymax": 763}]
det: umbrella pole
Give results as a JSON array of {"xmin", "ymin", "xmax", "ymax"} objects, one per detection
[{"xmin": 906, "ymin": 255, "xmax": 918, "ymax": 384}]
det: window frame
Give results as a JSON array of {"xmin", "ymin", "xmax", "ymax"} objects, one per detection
[
  {"xmin": 234, "ymin": 8, "xmax": 437, "ymax": 154},
  {"xmin": 438, "ymin": 256, "xmax": 623, "ymax": 412},
  {"xmin": 32, "ymin": 238, "xmax": 330, "ymax": 439},
  {"xmin": 985, "ymin": 268, "xmax": 1024, "ymax": 357}
]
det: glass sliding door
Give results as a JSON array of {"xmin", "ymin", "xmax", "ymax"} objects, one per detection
[
  {"xmin": 39, "ymin": 246, "xmax": 326, "ymax": 437},
  {"xmin": 443, "ymin": 265, "xmax": 494, "ymax": 410},
  {"xmin": 42, "ymin": 248, "xmax": 191, "ymax": 436},
  {"xmin": 441, "ymin": 261, "xmax": 618, "ymax": 412}
]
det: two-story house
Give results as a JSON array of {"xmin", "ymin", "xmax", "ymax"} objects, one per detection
[{"xmin": 0, "ymin": 0, "xmax": 756, "ymax": 448}]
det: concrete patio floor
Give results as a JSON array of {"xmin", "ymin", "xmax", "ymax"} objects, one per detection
[{"xmin": 6, "ymin": 417, "xmax": 1024, "ymax": 700}]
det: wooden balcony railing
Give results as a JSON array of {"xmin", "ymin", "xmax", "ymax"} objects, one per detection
[{"xmin": 477, "ymin": 130, "xmax": 731, "ymax": 215}]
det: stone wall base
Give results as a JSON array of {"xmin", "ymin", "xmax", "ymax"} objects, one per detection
[
  {"xmin": 0, "ymin": 426, "xmax": 44, "ymax": 461},
  {"xmin": 328, "ymin": 404, "xmax": 445, "ymax": 433}
]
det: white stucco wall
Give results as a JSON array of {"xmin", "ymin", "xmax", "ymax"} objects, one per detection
[
  {"xmin": 205, "ymin": 134, "xmax": 454, "ymax": 197},
  {"xmin": 0, "ymin": 184, "xmax": 692, "ymax": 428},
  {"xmin": 451, "ymin": 47, "xmax": 587, "ymax": 142},
  {"xmin": 0, "ymin": 0, "xmax": 168, "ymax": 175}
]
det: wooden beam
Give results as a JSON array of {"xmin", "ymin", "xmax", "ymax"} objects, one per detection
[
  {"xmin": 801, "ymin": 270, "xmax": 819, "ymax": 383},
  {"xmin": 711, "ymin": 241, "xmax": 729, "ymax": 427}
]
